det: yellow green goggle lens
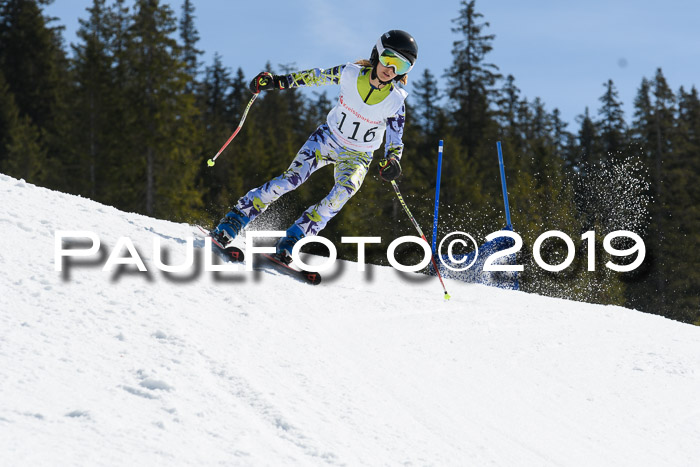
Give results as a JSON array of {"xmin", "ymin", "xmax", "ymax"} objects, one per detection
[{"xmin": 378, "ymin": 49, "xmax": 413, "ymax": 75}]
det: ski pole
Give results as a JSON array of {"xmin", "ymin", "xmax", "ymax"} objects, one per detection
[
  {"xmin": 207, "ymin": 93, "xmax": 258, "ymax": 167},
  {"xmin": 389, "ymin": 180, "xmax": 451, "ymax": 300}
]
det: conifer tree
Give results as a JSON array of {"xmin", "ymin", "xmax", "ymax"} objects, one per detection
[
  {"xmin": 69, "ymin": 0, "xmax": 116, "ymax": 199},
  {"xmin": 571, "ymin": 107, "xmax": 598, "ymax": 229},
  {"xmin": 0, "ymin": 69, "xmax": 16, "ymax": 169},
  {"xmin": 0, "ymin": 71, "xmax": 46, "ymax": 181},
  {"xmin": 446, "ymin": 0, "xmax": 501, "ymax": 162},
  {"xmin": 442, "ymin": 2, "xmax": 497, "ymax": 214},
  {"xmin": 122, "ymin": 0, "xmax": 202, "ymax": 219},
  {"xmin": 597, "ymin": 79, "xmax": 627, "ymax": 159},
  {"xmin": 576, "ymin": 107, "xmax": 599, "ymax": 169},
  {"xmin": 628, "ymin": 70, "xmax": 677, "ymax": 317},
  {"xmin": 412, "ymin": 68, "xmax": 441, "ymax": 136},
  {"xmin": 197, "ymin": 53, "xmax": 236, "ymax": 215},
  {"xmin": 405, "ymin": 68, "xmax": 449, "ymax": 188},
  {"xmin": 497, "ymin": 74, "xmax": 521, "ymax": 144},
  {"xmin": 648, "ymin": 68, "xmax": 676, "ymax": 314},
  {"xmin": 670, "ymin": 86, "xmax": 700, "ymax": 323},
  {"xmin": 179, "ymin": 0, "xmax": 201, "ymax": 93},
  {"xmin": 0, "ymin": 0, "xmax": 56, "ymax": 132},
  {"xmin": 550, "ymin": 108, "xmax": 573, "ymax": 159},
  {"xmin": 200, "ymin": 53, "xmax": 232, "ymax": 124},
  {"xmin": 4, "ymin": 114, "xmax": 46, "ymax": 182},
  {"xmin": 0, "ymin": 0, "xmax": 68, "ymax": 186},
  {"xmin": 631, "ymin": 78, "xmax": 654, "ymax": 156},
  {"xmin": 224, "ymin": 67, "xmax": 249, "ymax": 125}
]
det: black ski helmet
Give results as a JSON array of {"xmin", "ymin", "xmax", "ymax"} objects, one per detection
[{"xmin": 370, "ymin": 30, "xmax": 418, "ymax": 79}]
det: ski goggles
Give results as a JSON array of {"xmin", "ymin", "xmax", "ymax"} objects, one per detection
[{"xmin": 376, "ymin": 40, "xmax": 414, "ymax": 75}]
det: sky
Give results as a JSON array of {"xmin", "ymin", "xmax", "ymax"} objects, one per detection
[{"xmin": 45, "ymin": 0, "xmax": 700, "ymax": 129}]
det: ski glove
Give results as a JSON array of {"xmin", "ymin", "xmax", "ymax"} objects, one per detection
[
  {"xmin": 248, "ymin": 72, "xmax": 288, "ymax": 94},
  {"xmin": 378, "ymin": 156, "xmax": 402, "ymax": 182}
]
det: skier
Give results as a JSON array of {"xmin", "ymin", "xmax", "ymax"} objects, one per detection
[{"xmin": 212, "ymin": 30, "xmax": 418, "ymax": 263}]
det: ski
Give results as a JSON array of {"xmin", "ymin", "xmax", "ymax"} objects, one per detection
[
  {"xmin": 194, "ymin": 225, "xmax": 320, "ymax": 284},
  {"xmin": 195, "ymin": 225, "xmax": 245, "ymax": 263},
  {"xmin": 261, "ymin": 253, "xmax": 322, "ymax": 285}
]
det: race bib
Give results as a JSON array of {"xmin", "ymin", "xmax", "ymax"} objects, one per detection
[{"xmin": 326, "ymin": 63, "xmax": 406, "ymax": 151}]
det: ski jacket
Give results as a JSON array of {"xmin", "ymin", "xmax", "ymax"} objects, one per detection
[{"xmin": 280, "ymin": 63, "xmax": 407, "ymax": 159}]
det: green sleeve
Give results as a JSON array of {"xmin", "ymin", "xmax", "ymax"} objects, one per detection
[{"xmin": 282, "ymin": 65, "xmax": 345, "ymax": 89}]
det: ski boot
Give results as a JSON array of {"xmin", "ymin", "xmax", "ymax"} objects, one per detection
[
  {"xmin": 275, "ymin": 224, "xmax": 305, "ymax": 264},
  {"xmin": 212, "ymin": 207, "xmax": 250, "ymax": 248}
]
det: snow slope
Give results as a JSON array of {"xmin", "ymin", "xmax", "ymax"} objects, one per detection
[{"xmin": 1, "ymin": 173, "xmax": 699, "ymax": 466}]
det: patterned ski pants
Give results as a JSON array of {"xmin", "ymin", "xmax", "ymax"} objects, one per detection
[{"xmin": 235, "ymin": 124, "xmax": 373, "ymax": 236}]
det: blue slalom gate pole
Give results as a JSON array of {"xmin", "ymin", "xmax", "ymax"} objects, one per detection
[
  {"xmin": 497, "ymin": 141, "xmax": 512, "ymax": 229},
  {"xmin": 431, "ymin": 140, "xmax": 444, "ymax": 253}
]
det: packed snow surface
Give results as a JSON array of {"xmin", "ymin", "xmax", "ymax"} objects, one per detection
[{"xmin": 1, "ymin": 173, "xmax": 699, "ymax": 466}]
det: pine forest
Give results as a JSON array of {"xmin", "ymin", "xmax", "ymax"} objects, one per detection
[{"xmin": 1, "ymin": 0, "xmax": 698, "ymax": 324}]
